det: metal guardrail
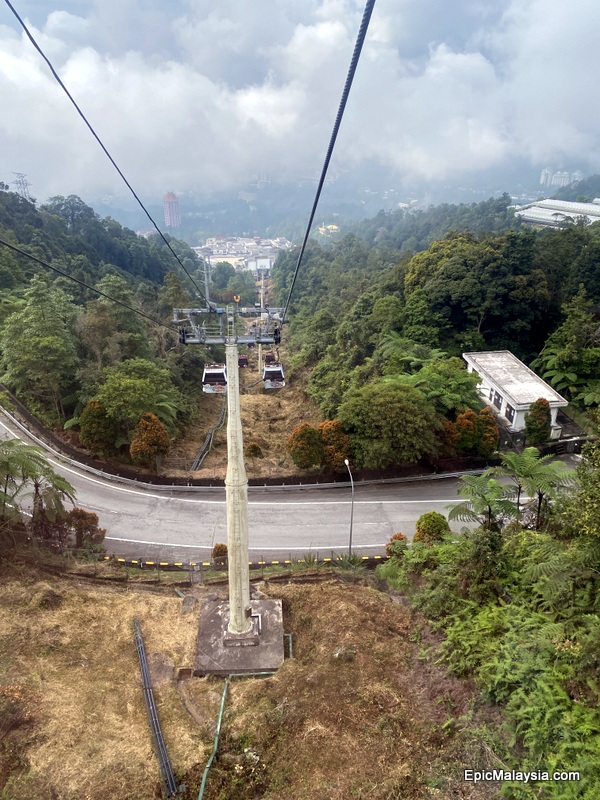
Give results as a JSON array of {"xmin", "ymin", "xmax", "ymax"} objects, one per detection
[
  {"xmin": 133, "ymin": 618, "xmax": 179, "ymax": 798},
  {"xmin": 0, "ymin": 406, "xmax": 487, "ymax": 494}
]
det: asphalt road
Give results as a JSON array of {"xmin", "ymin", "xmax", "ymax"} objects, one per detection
[{"xmin": 0, "ymin": 412, "xmax": 469, "ymax": 562}]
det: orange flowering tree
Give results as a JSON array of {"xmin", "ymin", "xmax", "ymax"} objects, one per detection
[
  {"xmin": 129, "ymin": 412, "xmax": 170, "ymax": 468},
  {"xmin": 287, "ymin": 423, "xmax": 323, "ymax": 470},
  {"xmin": 317, "ymin": 420, "xmax": 351, "ymax": 472}
]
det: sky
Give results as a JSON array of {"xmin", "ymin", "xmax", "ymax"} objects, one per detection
[{"xmin": 1, "ymin": 0, "xmax": 600, "ymax": 207}]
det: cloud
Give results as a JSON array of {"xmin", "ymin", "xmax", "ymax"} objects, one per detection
[{"xmin": 0, "ymin": 0, "xmax": 598, "ymax": 205}]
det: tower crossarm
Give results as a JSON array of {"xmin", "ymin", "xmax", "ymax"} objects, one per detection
[{"xmin": 173, "ymin": 306, "xmax": 284, "ymax": 346}]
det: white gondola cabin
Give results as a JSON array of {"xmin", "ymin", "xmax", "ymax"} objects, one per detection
[
  {"xmin": 202, "ymin": 363, "xmax": 227, "ymax": 394},
  {"xmin": 263, "ymin": 363, "xmax": 285, "ymax": 389}
]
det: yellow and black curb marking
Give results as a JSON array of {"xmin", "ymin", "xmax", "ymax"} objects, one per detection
[{"xmin": 104, "ymin": 554, "xmax": 388, "ymax": 571}]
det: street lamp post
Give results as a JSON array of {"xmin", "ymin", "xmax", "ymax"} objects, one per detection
[{"xmin": 344, "ymin": 459, "xmax": 354, "ymax": 558}]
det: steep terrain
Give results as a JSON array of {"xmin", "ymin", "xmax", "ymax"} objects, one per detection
[{"xmin": 0, "ymin": 556, "xmax": 501, "ymax": 799}]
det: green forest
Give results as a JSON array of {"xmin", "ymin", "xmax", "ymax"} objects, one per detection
[
  {"xmin": 3, "ymin": 186, "xmax": 600, "ymax": 797},
  {"xmin": 0, "ymin": 190, "xmax": 258, "ymax": 463}
]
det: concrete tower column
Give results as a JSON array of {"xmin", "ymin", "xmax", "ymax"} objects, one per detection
[{"xmin": 224, "ymin": 341, "xmax": 252, "ymax": 634}]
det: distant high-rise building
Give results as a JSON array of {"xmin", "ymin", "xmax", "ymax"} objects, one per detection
[
  {"xmin": 571, "ymin": 170, "xmax": 584, "ymax": 183},
  {"xmin": 540, "ymin": 168, "xmax": 552, "ymax": 187},
  {"xmin": 551, "ymin": 171, "xmax": 571, "ymax": 188},
  {"xmin": 163, "ymin": 192, "xmax": 180, "ymax": 228}
]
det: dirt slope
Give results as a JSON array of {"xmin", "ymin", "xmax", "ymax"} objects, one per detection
[
  {"xmin": 166, "ymin": 353, "xmax": 324, "ymax": 480},
  {"xmin": 0, "ymin": 557, "xmax": 500, "ymax": 800}
]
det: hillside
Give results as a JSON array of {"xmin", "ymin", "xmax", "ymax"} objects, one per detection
[{"xmin": 0, "ymin": 554, "xmax": 501, "ymax": 800}]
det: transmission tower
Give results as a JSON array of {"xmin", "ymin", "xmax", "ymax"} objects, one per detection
[{"xmin": 12, "ymin": 173, "xmax": 32, "ymax": 201}]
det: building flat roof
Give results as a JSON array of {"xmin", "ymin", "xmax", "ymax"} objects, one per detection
[
  {"xmin": 515, "ymin": 198, "xmax": 600, "ymax": 227},
  {"xmin": 463, "ymin": 350, "xmax": 568, "ymax": 408}
]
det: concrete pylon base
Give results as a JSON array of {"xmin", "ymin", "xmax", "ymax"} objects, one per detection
[{"xmin": 195, "ymin": 598, "xmax": 285, "ymax": 677}]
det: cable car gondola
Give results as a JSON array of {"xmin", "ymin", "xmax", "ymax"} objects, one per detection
[
  {"xmin": 264, "ymin": 351, "xmax": 276, "ymax": 365},
  {"xmin": 202, "ymin": 363, "xmax": 227, "ymax": 394},
  {"xmin": 263, "ymin": 363, "xmax": 285, "ymax": 390},
  {"xmin": 238, "ymin": 355, "xmax": 249, "ymax": 368}
]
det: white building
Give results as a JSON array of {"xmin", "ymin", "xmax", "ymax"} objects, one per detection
[
  {"xmin": 514, "ymin": 198, "xmax": 600, "ymax": 228},
  {"xmin": 462, "ymin": 351, "xmax": 568, "ymax": 436}
]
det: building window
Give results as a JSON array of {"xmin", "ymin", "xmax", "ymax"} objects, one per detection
[
  {"xmin": 493, "ymin": 391, "xmax": 503, "ymax": 410},
  {"xmin": 505, "ymin": 404, "xmax": 515, "ymax": 423},
  {"xmin": 489, "ymin": 387, "xmax": 494, "ymax": 401}
]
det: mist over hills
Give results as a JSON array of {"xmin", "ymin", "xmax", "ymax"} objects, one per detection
[{"xmin": 86, "ymin": 160, "xmax": 556, "ymax": 245}]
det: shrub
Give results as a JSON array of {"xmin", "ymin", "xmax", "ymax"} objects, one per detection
[
  {"xmin": 386, "ymin": 532, "xmax": 408, "ymax": 558},
  {"xmin": 245, "ymin": 442, "xmax": 263, "ymax": 459},
  {"xmin": 212, "ymin": 542, "xmax": 228, "ymax": 566},
  {"xmin": 413, "ymin": 511, "xmax": 450, "ymax": 544},
  {"xmin": 287, "ymin": 423, "xmax": 323, "ymax": 470}
]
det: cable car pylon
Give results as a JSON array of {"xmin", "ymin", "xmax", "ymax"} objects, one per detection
[
  {"xmin": 223, "ymin": 327, "xmax": 251, "ymax": 634},
  {"xmin": 173, "ymin": 295, "xmax": 286, "ymax": 639}
]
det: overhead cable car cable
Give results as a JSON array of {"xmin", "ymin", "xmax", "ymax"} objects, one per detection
[
  {"xmin": 281, "ymin": 0, "xmax": 376, "ymax": 323},
  {"xmin": 3, "ymin": 0, "xmax": 209, "ymax": 304},
  {"xmin": 0, "ymin": 236, "xmax": 177, "ymax": 333}
]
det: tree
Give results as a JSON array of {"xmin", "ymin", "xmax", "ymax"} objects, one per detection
[
  {"xmin": 448, "ymin": 474, "xmax": 518, "ymax": 531},
  {"xmin": 563, "ymin": 440, "xmax": 600, "ymax": 537},
  {"xmin": 318, "ymin": 420, "xmax": 350, "ymax": 472},
  {"xmin": 533, "ymin": 287, "xmax": 600, "ymax": 402},
  {"xmin": 65, "ymin": 508, "xmax": 106, "ymax": 550},
  {"xmin": 42, "ymin": 194, "xmax": 99, "ymax": 234},
  {"xmin": 337, "ymin": 382, "xmax": 440, "ymax": 469},
  {"xmin": 477, "ymin": 407, "xmax": 499, "ymax": 457},
  {"xmin": 211, "ymin": 262, "xmax": 236, "ymax": 290},
  {"xmin": 29, "ymin": 469, "xmax": 76, "ymax": 546},
  {"xmin": 287, "ymin": 424, "xmax": 323, "ymax": 470},
  {"xmin": 0, "ymin": 439, "xmax": 62, "ymax": 545},
  {"xmin": 524, "ymin": 398, "xmax": 552, "ymax": 445},
  {"xmin": 455, "ymin": 409, "xmax": 479, "ymax": 453},
  {"xmin": 0, "ymin": 441, "xmax": 76, "ymax": 547},
  {"xmin": 384, "ymin": 357, "xmax": 480, "ymax": 418},
  {"xmin": 129, "ymin": 412, "xmax": 170, "ymax": 469},
  {"xmin": 486, "ymin": 447, "xmax": 576, "ymax": 529},
  {"xmin": 1, "ymin": 275, "xmax": 79, "ymax": 420},
  {"xmin": 95, "ymin": 358, "xmax": 185, "ymax": 436},
  {"xmin": 379, "ymin": 333, "xmax": 446, "ymax": 375},
  {"xmin": 455, "ymin": 407, "xmax": 499, "ymax": 456},
  {"xmin": 78, "ymin": 401, "xmax": 123, "ymax": 454}
]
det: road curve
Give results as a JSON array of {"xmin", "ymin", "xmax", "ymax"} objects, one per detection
[{"xmin": 0, "ymin": 413, "xmax": 465, "ymax": 562}]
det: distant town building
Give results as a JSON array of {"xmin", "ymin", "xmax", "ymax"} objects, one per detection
[
  {"xmin": 539, "ymin": 168, "xmax": 584, "ymax": 188},
  {"xmin": 463, "ymin": 350, "xmax": 568, "ymax": 435},
  {"xmin": 551, "ymin": 171, "xmax": 571, "ymax": 188},
  {"xmin": 514, "ymin": 198, "xmax": 600, "ymax": 228},
  {"xmin": 193, "ymin": 235, "xmax": 292, "ymax": 279},
  {"xmin": 163, "ymin": 192, "xmax": 180, "ymax": 228},
  {"xmin": 136, "ymin": 228, "xmax": 156, "ymax": 239}
]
